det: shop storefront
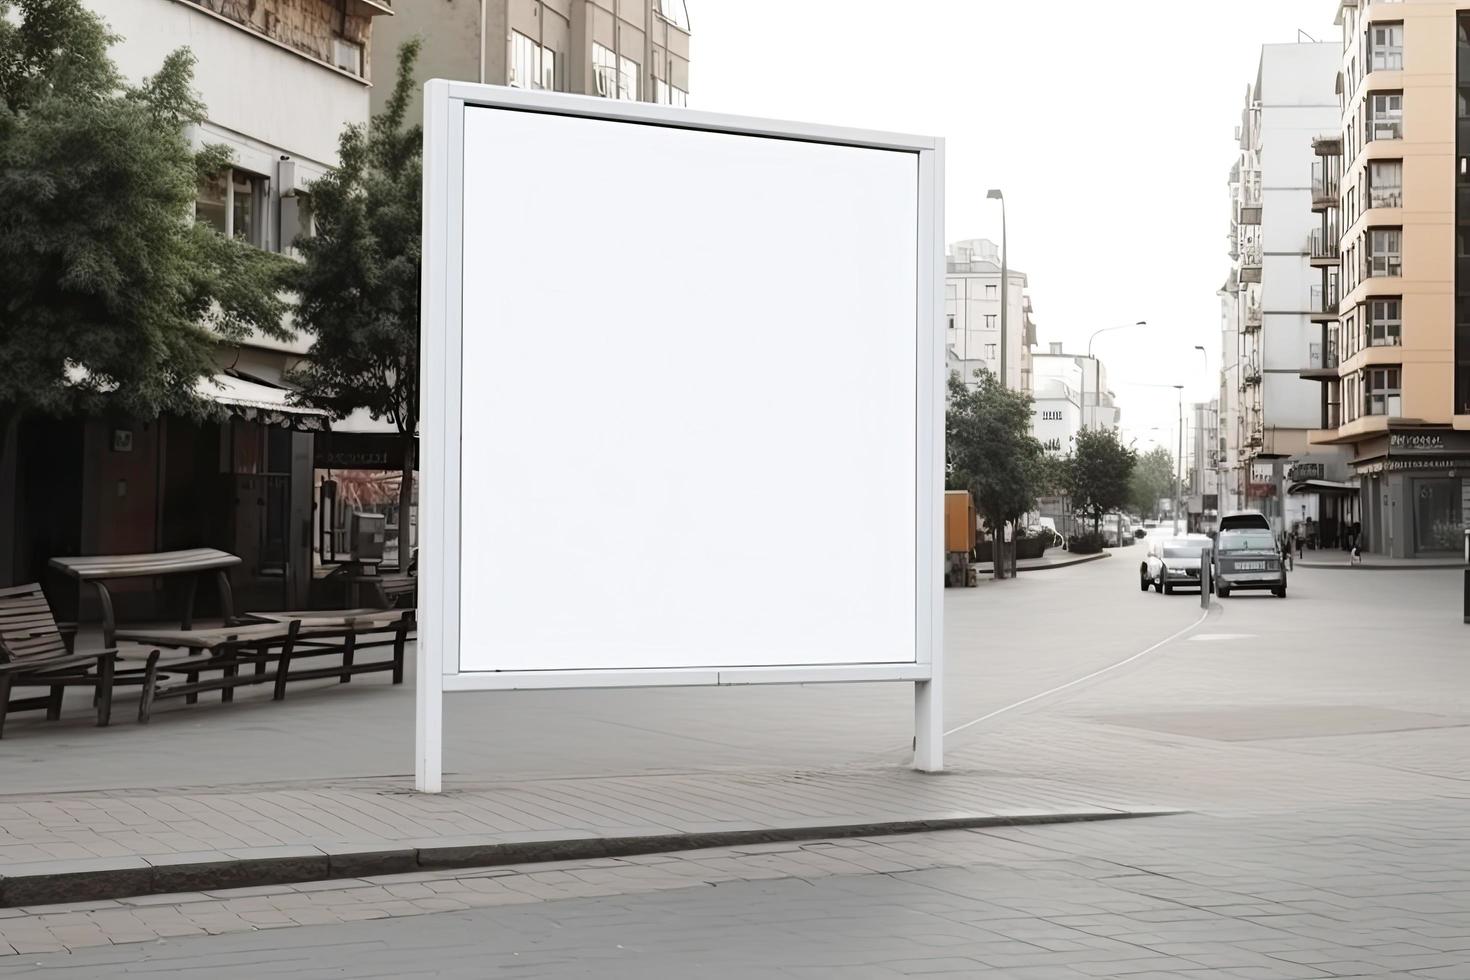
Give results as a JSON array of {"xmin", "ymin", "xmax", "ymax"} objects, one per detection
[{"xmin": 1353, "ymin": 430, "xmax": 1470, "ymax": 558}]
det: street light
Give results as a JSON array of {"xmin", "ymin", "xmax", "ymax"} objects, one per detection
[
  {"xmin": 1082, "ymin": 321, "xmax": 1148, "ymax": 431},
  {"xmin": 1182, "ymin": 345, "xmax": 1208, "ymax": 532},
  {"xmin": 1122, "ymin": 381, "xmax": 1185, "ymax": 533},
  {"xmin": 985, "ymin": 189, "xmax": 1008, "ymax": 389}
]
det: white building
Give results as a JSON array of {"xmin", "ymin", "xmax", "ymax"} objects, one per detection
[
  {"xmin": 945, "ymin": 239, "xmax": 1036, "ymax": 393},
  {"xmin": 1031, "ymin": 343, "xmax": 1120, "ymax": 433},
  {"xmin": 1222, "ymin": 41, "xmax": 1351, "ymax": 521},
  {"xmin": 1027, "ymin": 343, "xmax": 1120, "ymax": 463}
]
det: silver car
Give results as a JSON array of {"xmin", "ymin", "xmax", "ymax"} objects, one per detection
[
  {"xmin": 1212, "ymin": 529, "xmax": 1287, "ymax": 598},
  {"xmin": 1140, "ymin": 535, "xmax": 1212, "ymax": 594}
]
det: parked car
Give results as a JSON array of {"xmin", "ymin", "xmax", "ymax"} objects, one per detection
[
  {"xmin": 1218, "ymin": 509, "xmax": 1271, "ymax": 532},
  {"xmin": 1212, "ymin": 528, "xmax": 1287, "ymax": 598},
  {"xmin": 1140, "ymin": 534, "xmax": 1213, "ymax": 594}
]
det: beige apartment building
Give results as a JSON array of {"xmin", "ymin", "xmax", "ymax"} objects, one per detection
[
  {"xmin": 1304, "ymin": 0, "xmax": 1470, "ymax": 557},
  {"xmin": 371, "ymin": 0, "xmax": 690, "ymax": 121}
]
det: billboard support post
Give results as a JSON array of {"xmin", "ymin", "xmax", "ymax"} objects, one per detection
[{"xmin": 416, "ymin": 81, "xmax": 944, "ymax": 792}]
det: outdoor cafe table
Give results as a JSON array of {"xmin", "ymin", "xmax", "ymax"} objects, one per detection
[{"xmin": 49, "ymin": 549, "xmax": 243, "ymax": 648}]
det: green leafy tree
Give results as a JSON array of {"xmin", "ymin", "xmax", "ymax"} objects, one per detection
[
  {"xmin": 946, "ymin": 369, "xmax": 1044, "ymax": 578},
  {"xmin": 1129, "ymin": 446, "xmax": 1175, "ymax": 519},
  {"xmin": 1066, "ymin": 427, "xmax": 1137, "ymax": 534},
  {"xmin": 0, "ymin": 0, "xmax": 291, "ymax": 471},
  {"xmin": 288, "ymin": 40, "xmax": 423, "ymax": 558}
]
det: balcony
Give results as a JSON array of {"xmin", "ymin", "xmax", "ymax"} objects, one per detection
[
  {"xmin": 1311, "ymin": 162, "xmax": 1339, "ymax": 211},
  {"xmin": 1312, "ymin": 134, "xmax": 1343, "ymax": 157},
  {"xmin": 1309, "ymin": 231, "xmax": 1339, "ymax": 266},
  {"xmin": 1309, "ymin": 283, "xmax": 1339, "ymax": 321},
  {"xmin": 1300, "ymin": 341, "xmax": 1339, "ymax": 381}
]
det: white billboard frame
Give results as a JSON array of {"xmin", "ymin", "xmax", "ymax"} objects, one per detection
[{"xmin": 416, "ymin": 80, "xmax": 945, "ymax": 792}]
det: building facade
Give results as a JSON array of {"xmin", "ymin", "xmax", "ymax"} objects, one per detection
[
  {"xmin": 370, "ymin": 0, "xmax": 691, "ymax": 122},
  {"xmin": 1, "ymin": 0, "xmax": 388, "ymax": 611},
  {"xmin": 1303, "ymin": 0, "xmax": 1470, "ymax": 557},
  {"xmin": 1186, "ymin": 400, "xmax": 1222, "ymax": 533},
  {"xmin": 1030, "ymin": 345, "xmax": 1120, "ymax": 435},
  {"xmin": 1224, "ymin": 41, "xmax": 1354, "ymax": 538},
  {"xmin": 945, "ymin": 239, "xmax": 1037, "ymax": 393}
]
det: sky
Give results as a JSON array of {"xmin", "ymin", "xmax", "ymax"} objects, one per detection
[{"xmin": 686, "ymin": 0, "xmax": 1338, "ymax": 453}]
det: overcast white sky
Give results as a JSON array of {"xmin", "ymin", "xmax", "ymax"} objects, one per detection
[{"xmin": 687, "ymin": 0, "xmax": 1338, "ymax": 452}]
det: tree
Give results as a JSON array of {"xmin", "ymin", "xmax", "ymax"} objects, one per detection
[
  {"xmin": 1129, "ymin": 446, "xmax": 1175, "ymax": 519},
  {"xmin": 0, "ymin": 0, "xmax": 291, "ymax": 471},
  {"xmin": 946, "ymin": 369, "xmax": 1045, "ymax": 578},
  {"xmin": 288, "ymin": 40, "xmax": 423, "ymax": 561},
  {"xmin": 1066, "ymin": 427, "xmax": 1137, "ymax": 534}
]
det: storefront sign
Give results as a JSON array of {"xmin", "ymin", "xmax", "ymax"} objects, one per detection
[
  {"xmin": 1358, "ymin": 458, "xmax": 1470, "ymax": 475},
  {"xmin": 1388, "ymin": 431, "xmax": 1470, "ymax": 456},
  {"xmin": 313, "ymin": 433, "xmax": 410, "ymax": 470},
  {"xmin": 1288, "ymin": 462, "xmax": 1324, "ymax": 481}
]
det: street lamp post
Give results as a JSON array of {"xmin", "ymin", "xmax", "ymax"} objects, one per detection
[
  {"xmin": 986, "ymin": 189, "xmax": 1007, "ymax": 389},
  {"xmin": 1174, "ymin": 385, "xmax": 1185, "ymax": 535},
  {"xmin": 1082, "ymin": 321, "xmax": 1148, "ymax": 431}
]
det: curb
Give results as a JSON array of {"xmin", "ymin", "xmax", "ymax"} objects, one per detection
[
  {"xmin": 1296, "ymin": 560, "xmax": 1464, "ymax": 571},
  {"xmin": 0, "ymin": 809, "xmax": 1180, "ymax": 909},
  {"xmin": 974, "ymin": 552, "xmax": 1111, "ymax": 573}
]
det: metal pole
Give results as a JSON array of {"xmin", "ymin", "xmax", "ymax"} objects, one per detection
[
  {"xmin": 1174, "ymin": 386, "xmax": 1184, "ymax": 535},
  {"xmin": 998, "ymin": 202, "xmax": 1008, "ymax": 389}
]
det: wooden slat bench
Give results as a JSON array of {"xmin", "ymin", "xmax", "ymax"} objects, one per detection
[{"xmin": 0, "ymin": 583, "xmax": 118, "ymax": 736}]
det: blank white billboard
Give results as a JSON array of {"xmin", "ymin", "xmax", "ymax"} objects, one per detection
[
  {"xmin": 456, "ymin": 107, "xmax": 920, "ymax": 673},
  {"xmin": 417, "ymin": 82, "xmax": 945, "ymax": 789}
]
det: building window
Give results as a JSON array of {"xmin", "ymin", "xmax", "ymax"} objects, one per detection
[
  {"xmin": 984, "ymin": 344, "xmax": 997, "ymax": 359},
  {"xmin": 1344, "ymin": 309, "xmax": 1359, "ymax": 357},
  {"xmin": 592, "ymin": 43, "xmax": 618, "ymax": 98},
  {"xmin": 1413, "ymin": 478, "xmax": 1463, "ymax": 553},
  {"xmin": 1368, "ymin": 91, "xmax": 1403, "ymax": 140},
  {"xmin": 196, "ymin": 167, "xmax": 266, "ymax": 249},
  {"xmin": 984, "ymin": 315, "xmax": 997, "ymax": 330},
  {"xmin": 1367, "ymin": 227, "xmax": 1402, "ymax": 277},
  {"xmin": 510, "ymin": 31, "xmax": 558, "ymax": 91},
  {"xmin": 1364, "ymin": 366, "xmax": 1402, "ymax": 416},
  {"xmin": 947, "ymin": 314, "xmax": 956, "ymax": 332},
  {"xmin": 1368, "ymin": 22, "xmax": 1404, "ymax": 72},
  {"xmin": 1368, "ymin": 297, "xmax": 1402, "ymax": 346},
  {"xmin": 654, "ymin": 78, "xmax": 688, "ymax": 106},
  {"xmin": 618, "ymin": 55, "xmax": 640, "ymax": 100},
  {"xmin": 1369, "ymin": 160, "xmax": 1403, "ymax": 208},
  {"xmin": 985, "ymin": 284, "xmax": 997, "ymax": 299}
]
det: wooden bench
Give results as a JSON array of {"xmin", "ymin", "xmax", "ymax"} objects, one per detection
[
  {"xmin": 246, "ymin": 609, "xmax": 414, "ymax": 693},
  {"xmin": 0, "ymin": 583, "xmax": 118, "ymax": 736}
]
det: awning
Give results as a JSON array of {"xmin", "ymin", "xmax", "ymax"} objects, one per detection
[
  {"xmin": 1287, "ymin": 479, "xmax": 1357, "ymax": 496},
  {"xmin": 331, "ymin": 406, "xmax": 401, "ymax": 435},
  {"xmin": 197, "ymin": 374, "xmax": 329, "ymax": 431}
]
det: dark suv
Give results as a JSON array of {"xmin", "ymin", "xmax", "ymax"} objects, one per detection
[{"xmin": 1212, "ymin": 528, "xmax": 1287, "ymax": 598}]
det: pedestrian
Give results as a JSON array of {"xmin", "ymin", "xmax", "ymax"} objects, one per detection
[
  {"xmin": 1294, "ymin": 523, "xmax": 1305, "ymax": 560},
  {"xmin": 1304, "ymin": 516, "xmax": 1316, "ymax": 550}
]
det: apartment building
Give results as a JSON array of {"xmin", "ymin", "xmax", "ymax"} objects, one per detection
[
  {"xmin": 1223, "ymin": 41, "xmax": 1353, "ymax": 536},
  {"xmin": 1303, "ymin": 0, "xmax": 1469, "ymax": 557},
  {"xmin": 945, "ymin": 239, "xmax": 1037, "ymax": 394},
  {"xmin": 2, "ymin": 0, "xmax": 387, "ymax": 608},
  {"xmin": 371, "ymin": 0, "xmax": 691, "ymax": 122}
]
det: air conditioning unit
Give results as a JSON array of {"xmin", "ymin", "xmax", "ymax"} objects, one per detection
[{"xmin": 333, "ymin": 38, "xmax": 363, "ymax": 76}]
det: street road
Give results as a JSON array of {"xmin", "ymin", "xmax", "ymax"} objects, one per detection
[{"xmin": 5, "ymin": 542, "xmax": 1469, "ymax": 975}]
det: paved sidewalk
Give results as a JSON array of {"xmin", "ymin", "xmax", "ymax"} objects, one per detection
[
  {"xmin": 3, "ymin": 800, "xmax": 1467, "ymax": 974},
  {"xmin": 0, "ymin": 759, "xmax": 1164, "ymax": 907}
]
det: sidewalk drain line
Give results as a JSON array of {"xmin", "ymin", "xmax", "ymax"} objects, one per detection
[{"xmin": 944, "ymin": 604, "xmax": 1214, "ymax": 738}]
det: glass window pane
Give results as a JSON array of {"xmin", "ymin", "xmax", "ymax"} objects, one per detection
[
  {"xmin": 196, "ymin": 170, "xmax": 228, "ymax": 234},
  {"xmin": 232, "ymin": 172, "xmax": 257, "ymax": 245},
  {"xmin": 1413, "ymin": 479, "xmax": 1462, "ymax": 552}
]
